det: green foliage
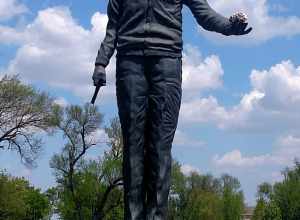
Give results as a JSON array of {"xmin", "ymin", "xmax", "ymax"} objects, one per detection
[
  {"xmin": 53, "ymin": 155, "xmax": 123, "ymax": 220},
  {"xmin": 273, "ymin": 161, "xmax": 300, "ymax": 220},
  {"xmin": 252, "ymin": 199, "xmax": 266, "ymax": 220},
  {"xmin": 263, "ymin": 199, "xmax": 282, "ymax": 220},
  {"xmin": 252, "ymin": 198, "xmax": 282, "ymax": 220},
  {"xmin": 168, "ymin": 162, "xmax": 244, "ymax": 220},
  {"xmin": 253, "ymin": 160, "xmax": 300, "ymax": 220},
  {"xmin": 50, "ymin": 110, "xmax": 123, "ymax": 220},
  {"xmin": 221, "ymin": 174, "xmax": 244, "ymax": 220},
  {"xmin": 0, "ymin": 75, "xmax": 56, "ymax": 167},
  {"xmin": 184, "ymin": 189, "xmax": 223, "ymax": 220},
  {"xmin": 168, "ymin": 160, "xmax": 188, "ymax": 220},
  {"xmin": 0, "ymin": 171, "xmax": 50, "ymax": 220},
  {"xmin": 257, "ymin": 182, "xmax": 273, "ymax": 201}
]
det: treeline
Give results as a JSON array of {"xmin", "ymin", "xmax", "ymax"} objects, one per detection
[
  {"xmin": 252, "ymin": 161, "xmax": 300, "ymax": 220},
  {"xmin": 0, "ymin": 75, "xmax": 299, "ymax": 220},
  {"xmin": 169, "ymin": 162, "xmax": 244, "ymax": 220},
  {"xmin": 0, "ymin": 172, "xmax": 50, "ymax": 220}
]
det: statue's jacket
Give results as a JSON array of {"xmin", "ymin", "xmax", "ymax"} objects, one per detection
[{"xmin": 96, "ymin": 0, "xmax": 232, "ymax": 67}]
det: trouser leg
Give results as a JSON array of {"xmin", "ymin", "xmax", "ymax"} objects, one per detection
[
  {"xmin": 145, "ymin": 57, "xmax": 182, "ymax": 220},
  {"xmin": 116, "ymin": 56, "xmax": 148, "ymax": 220}
]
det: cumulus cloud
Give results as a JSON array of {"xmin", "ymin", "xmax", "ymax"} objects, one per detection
[
  {"xmin": 2, "ymin": 5, "xmax": 299, "ymax": 135},
  {"xmin": 3, "ymin": 7, "xmax": 115, "ymax": 102},
  {"xmin": 173, "ymin": 129, "xmax": 205, "ymax": 148},
  {"xmin": 0, "ymin": 0, "xmax": 27, "ymax": 21},
  {"xmin": 200, "ymin": 0, "xmax": 300, "ymax": 43},
  {"xmin": 181, "ymin": 164, "xmax": 201, "ymax": 175},
  {"xmin": 0, "ymin": 26, "xmax": 23, "ymax": 44},
  {"xmin": 213, "ymin": 150, "xmax": 271, "ymax": 167},
  {"xmin": 180, "ymin": 96, "xmax": 228, "ymax": 124},
  {"xmin": 1, "ymin": 9, "xmax": 224, "ymax": 104},
  {"xmin": 222, "ymin": 60, "xmax": 300, "ymax": 131},
  {"xmin": 182, "ymin": 45, "xmax": 224, "ymax": 98},
  {"xmin": 213, "ymin": 135, "xmax": 300, "ymax": 168},
  {"xmin": 54, "ymin": 97, "xmax": 69, "ymax": 107},
  {"xmin": 180, "ymin": 60, "xmax": 300, "ymax": 132}
]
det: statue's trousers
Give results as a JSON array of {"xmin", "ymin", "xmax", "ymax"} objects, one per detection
[{"xmin": 116, "ymin": 55, "xmax": 182, "ymax": 220}]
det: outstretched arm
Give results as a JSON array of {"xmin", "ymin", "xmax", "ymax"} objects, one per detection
[
  {"xmin": 95, "ymin": 0, "xmax": 120, "ymax": 67},
  {"xmin": 183, "ymin": 0, "xmax": 252, "ymax": 36}
]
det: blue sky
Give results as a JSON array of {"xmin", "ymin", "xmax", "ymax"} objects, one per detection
[{"xmin": 1, "ymin": 0, "xmax": 300, "ymax": 206}]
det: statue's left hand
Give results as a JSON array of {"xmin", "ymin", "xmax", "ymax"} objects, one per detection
[{"xmin": 226, "ymin": 12, "xmax": 253, "ymax": 36}]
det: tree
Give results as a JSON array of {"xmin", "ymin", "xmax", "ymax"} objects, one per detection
[
  {"xmin": 257, "ymin": 182, "xmax": 273, "ymax": 202},
  {"xmin": 168, "ymin": 160, "xmax": 187, "ymax": 220},
  {"xmin": 0, "ymin": 75, "xmax": 55, "ymax": 167},
  {"xmin": 45, "ymin": 187, "xmax": 59, "ymax": 220},
  {"xmin": 167, "ymin": 161, "xmax": 245, "ymax": 220},
  {"xmin": 184, "ymin": 188, "xmax": 223, "ymax": 220},
  {"xmin": 94, "ymin": 117, "xmax": 123, "ymax": 219},
  {"xmin": 253, "ymin": 161, "xmax": 300, "ymax": 220},
  {"xmin": 50, "ymin": 103, "xmax": 103, "ymax": 220},
  {"xmin": 50, "ymin": 108, "xmax": 123, "ymax": 220},
  {"xmin": 253, "ymin": 182, "xmax": 273, "ymax": 220},
  {"xmin": 253, "ymin": 199, "xmax": 266, "ymax": 220},
  {"xmin": 273, "ymin": 161, "xmax": 300, "ymax": 220},
  {"xmin": 221, "ymin": 174, "xmax": 244, "ymax": 220},
  {"xmin": 182, "ymin": 172, "xmax": 223, "ymax": 220},
  {"xmin": 0, "ymin": 171, "xmax": 50, "ymax": 220},
  {"xmin": 263, "ymin": 199, "xmax": 282, "ymax": 220}
]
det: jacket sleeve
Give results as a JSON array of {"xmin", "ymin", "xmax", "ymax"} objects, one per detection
[
  {"xmin": 95, "ymin": 0, "xmax": 120, "ymax": 67},
  {"xmin": 183, "ymin": 0, "xmax": 232, "ymax": 35}
]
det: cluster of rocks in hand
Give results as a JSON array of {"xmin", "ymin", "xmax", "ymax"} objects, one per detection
[{"xmin": 229, "ymin": 12, "xmax": 248, "ymax": 23}]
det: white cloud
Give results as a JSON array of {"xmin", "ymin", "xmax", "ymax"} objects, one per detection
[
  {"xmin": 213, "ymin": 135, "xmax": 300, "ymax": 168},
  {"xmin": 213, "ymin": 150, "xmax": 271, "ymax": 167},
  {"xmin": 180, "ymin": 96, "xmax": 228, "ymax": 124},
  {"xmin": 0, "ymin": 0, "xmax": 27, "ymax": 21},
  {"xmin": 2, "ymin": 6, "xmax": 300, "ymax": 135},
  {"xmin": 54, "ymin": 97, "xmax": 69, "ymax": 107},
  {"xmin": 250, "ymin": 61, "xmax": 300, "ymax": 111},
  {"xmin": 223, "ymin": 60, "xmax": 300, "ymax": 131},
  {"xmin": 2, "ymin": 10, "xmax": 224, "ymax": 104},
  {"xmin": 0, "ymin": 26, "xmax": 23, "ymax": 44},
  {"xmin": 181, "ymin": 60, "xmax": 300, "ymax": 132},
  {"xmin": 173, "ymin": 129, "xmax": 205, "ymax": 148},
  {"xmin": 182, "ymin": 45, "xmax": 224, "ymax": 98},
  {"xmin": 200, "ymin": 0, "xmax": 300, "ymax": 43},
  {"xmin": 181, "ymin": 164, "xmax": 201, "ymax": 175},
  {"xmin": 3, "ymin": 7, "xmax": 115, "ymax": 102}
]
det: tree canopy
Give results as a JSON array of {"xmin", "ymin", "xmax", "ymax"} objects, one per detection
[
  {"xmin": 253, "ymin": 160, "xmax": 300, "ymax": 220},
  {"xmin": 0, "ymin": 171, "xmax": 50, "ymax": 220},
  {"xmin": 0, "ymin": 75, "xmax": 55, "ymax": 167}
]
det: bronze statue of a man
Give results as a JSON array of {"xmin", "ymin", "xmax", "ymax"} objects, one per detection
[{"xmin": 92, "ymin": 0, "xmax": 251, "ymax": 219}]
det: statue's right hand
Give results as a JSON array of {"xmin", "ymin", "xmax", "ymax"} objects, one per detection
[
  {"xmin": 92, "ymin": 65, "xmax": 106, "ymax": 87},
  {"xmin": 227, "ymin": 12, "xmax": 252, "ymax": 36}
]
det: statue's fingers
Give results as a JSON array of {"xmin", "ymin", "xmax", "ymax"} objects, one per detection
[
  {"xmin": 242, "ymin": 22, "xmax": 248, "ymax": 29},
  {"xmin": 93, "ymin": 78, "xmax": 99, "ymax": 86},
  {"xmin": 239, "ymin": 22, "xmax": 248, "ymax": 33},
  {"xmin": 236, "ymin": 23, "xmax": 250, "ymax": 35},
  {"xmin": 242, "ymin": 27, "xmax": 252, "ymax": 35},
  {"xmin": 232, "ymin": 21, "xmax": 245, "ymax": 34}
]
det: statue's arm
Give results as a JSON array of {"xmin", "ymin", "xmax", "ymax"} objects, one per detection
[
  {"xmin": 183, "ymin": 0, "xmax": 232, "ymax": 36},
  {"xmin": 95, "ymin": 0, "xmax": 120, "ymax": 67}
]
